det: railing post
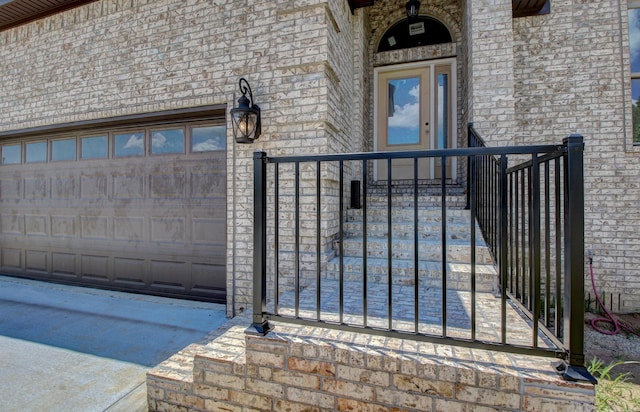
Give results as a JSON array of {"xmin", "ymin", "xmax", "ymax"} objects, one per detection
[
  {"xmin": 557, "ymin": 135, "xmax": 595, "ymax": 383},
  {"xmin": 246, "ymin": 151, "xmax": 273, "ymax": 336}
]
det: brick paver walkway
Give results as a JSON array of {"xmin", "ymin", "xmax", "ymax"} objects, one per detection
[{"xmin": 271, "ymin": 279, "xmax": 554, "ymax": 350}]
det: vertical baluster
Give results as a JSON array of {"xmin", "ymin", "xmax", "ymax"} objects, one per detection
[
  {"xmin": 489, "ymin": 159, "xmax": 494, "ymax": 255},
  {"xmin": 493, "ymin": 158, "xmax": 497, "ymax": 249},
  {"xmin": 520, "ymin": 170, "xmax": 526, "ymax": 304},
  {"xmin": 484, "ymin": 157, "xmax": 488, "ymax": 246},
  {"xmin": 470, "ymin": 154, "xmax": 477, "ymax": 341},
  {"xmin": 480, "ymin": 156, "xmax": 485, "ymax": 241},
  {"xmin": 488, "ymin": 157, "xmax": 492, "ymax": 245},
  {"xmin": 294, "ymin": 162, "xmax": 300, "ymax": 318},
  {"xmin": 485, "ymin": 157, "xmax": 489, "ymax": 247},
  {"xmin": 489, "ymin": 157, "xmax": 492, "ymax": 245},
  {"xmin": 362, "ymin": 160, "xmax": 368, "ymax": 328},
  {"xmin": 555, "ymin": 158, "xmax": 563, "ymax": 337},
  {"xmin": 482, "ymin": 157, "xmax": 486, "ymax": 237},
  {"xmin": 500, "ymin": 155, "xmax": 509, "ymax": 345},
  {"xmin": 531, "ymin": 154, "xmax": 541, "ymax": 347},
  {"xmin": 495, "ymin": 159, "xmax": 500, "ymax": 256},
  {"xmin": 442, "ymin": 155, "xmax": 448, "ymax": 338},
  {"xmin": 466, "ymin": 127, "xmax": 472, "ymax": 211},
  {"xmin": 544, "ymin": 161, "xmax": 551, "ymax": 327},
  {"xmin": 509, "ymin": 172, "xmax": 514, "ymax": 294},
  {"xmin": 387, "ymin": 158, "xmax": 393, "ymax": 331},
  {"xmin": 274, "ymin": 164, "xmax": 280, "ymax": 314},
  {"xmin": 474, "ymin": 155, "xmax": 478, "ymax": 227},
  {"xmin": 316, "ymin": 160, "xmax": 321, "ymax": 321},
  {"xmin": 528, "ymin": 164, "xmax": 535, "ymax": 313},
  {"xmin": 477, "ymin": 157, "xmax": 481, "ymax": 230},
  {"xmin": 339, "ymin": 160, "xmax": 344, "ymax": 324},
  {"xmin": 478, "ymin": 158, "xmax": 482, "ymax": 231},
  {"xmin": 514, "ymin": 171, "xmax": 520, "ymax": 299},
  {"xmin": 414, "ymin": 157, "xmax": 419, "ymax": 334}
]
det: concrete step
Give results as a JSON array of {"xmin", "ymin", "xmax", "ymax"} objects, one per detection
[
  {"xmin": 323, "ymin": 257, "xmax": 496, "ymax": 292},
  {"xmin": 336, "ymin": 237, "xmax": 494, "ymax": 264}
]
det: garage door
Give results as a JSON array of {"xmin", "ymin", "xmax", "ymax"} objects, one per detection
[{"xmin": 0, "ymin": 114, "xmax": 227, "ymax": 303}]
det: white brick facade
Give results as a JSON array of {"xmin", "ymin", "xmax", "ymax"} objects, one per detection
[
  {"xmin": 512, "ymin": 0, "xmax": 640, "ymax": 311},
  {"xmin": 0, "ymin": 0, "xmax": 639, "ymax": 313}
]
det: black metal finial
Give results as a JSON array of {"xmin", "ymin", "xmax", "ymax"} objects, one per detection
[{"xmin": 238, "ymin": 78, "xmax": 253, "ymax": 106}]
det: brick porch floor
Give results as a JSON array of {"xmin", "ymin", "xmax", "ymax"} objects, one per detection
[{"xmin": 272, "ymin": 278, "xmax": 554, "ymax": 349}]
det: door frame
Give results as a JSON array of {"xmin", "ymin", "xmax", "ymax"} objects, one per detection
[{"xmin": 373, "ymin": 57, "xmax": 457, "ymax": 181}]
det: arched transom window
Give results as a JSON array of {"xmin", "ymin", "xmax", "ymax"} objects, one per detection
[{"xmin": 378, "ymin": 17, "xmax": 452, "ymax": 53}]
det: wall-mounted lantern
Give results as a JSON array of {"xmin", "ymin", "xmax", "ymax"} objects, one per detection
[
  {"xmin": 405, "ymin": 0, "xmax": 420, "ymax": 19},
  {"xmin": 231, "ymin": 78, "xmax": 261, "ymax": 144}
]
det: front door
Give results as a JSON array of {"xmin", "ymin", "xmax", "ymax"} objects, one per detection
[{"xmin": 374, "ymin": 59, "xmax": 456, "ymax": 181}]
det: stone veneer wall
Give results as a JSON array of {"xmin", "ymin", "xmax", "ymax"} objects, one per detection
[
  {"xmin": 0, "ymin": 0, "xmax": 361, "ymax": 316},
  {"xmin": 147, "ymin": 320, "xmax": 595, "ymax": 411},
  {"xmin": 513, "ymin": 0, "xmax": 640, "ymax": 312}
]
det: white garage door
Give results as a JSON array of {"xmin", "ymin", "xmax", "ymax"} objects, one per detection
[{"xmin": 0, "ymin": 115, "xmax": 227, "ymax": 303}]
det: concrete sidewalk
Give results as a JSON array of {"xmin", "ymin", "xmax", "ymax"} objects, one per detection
[{"xmin": 0, "ymin": 275, "xmax": 227, "ymax": 412}]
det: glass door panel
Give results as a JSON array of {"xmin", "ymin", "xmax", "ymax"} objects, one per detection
[
  {"xmin": 387, "ymin": 77, "xmax": 421, "ymax": 145},
  {"xmin": 435, "ymin": 65, "xmax": 452, "ymax": 179}
]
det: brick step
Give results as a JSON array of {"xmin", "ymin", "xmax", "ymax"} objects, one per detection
[
  {"xmin": 345, "ymin": 207, "xmax": 472, "ymax": 224},
  {"xmin": 337, "ymin": 237, "xmax": 494, "ymax": 264},
  {"xmin": 343, "ymin": 220, "xmax": 481, "ymax": 240},
  {"xmin": 357, "ymin": 194, "xmax": 467, "ymax": 208},
  {"xmin": 149, "ymin": 313, "xmax": 594, "ymax": 412},
  {"xmin": 323, "ymin": 257, "xmax": 496, "ymax": 292}
]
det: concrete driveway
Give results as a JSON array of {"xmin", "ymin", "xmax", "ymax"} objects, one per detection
[{"xmin": 0, "ymin": 275, "xmax": 227, "ymax": 412}]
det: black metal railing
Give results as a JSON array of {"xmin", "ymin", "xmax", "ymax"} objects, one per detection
[
  {"xmin": 248, "ymin": 127, "xmax": 591, "ymax": 380},
  {"xmin": 467, "ymin": 124, "xmax": 589, "ymax": 378}
]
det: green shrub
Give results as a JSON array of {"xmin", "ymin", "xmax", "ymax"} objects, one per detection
[{"xmin": 588, "ymin": 357, "xmax": 640, "ymax": 412}]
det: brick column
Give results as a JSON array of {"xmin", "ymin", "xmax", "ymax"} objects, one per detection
[{"xmin": 465, "ymin": 0, "xmax": 516, "ymax": 146}]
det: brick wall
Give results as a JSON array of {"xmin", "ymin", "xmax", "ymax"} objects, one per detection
[
  {"xmin": 513, "ymin": 0, "xmax": 640, "ymax": 311},
  {"xmin": 464, "ymin": 0, "xmax": 517, "ymax": 146}
]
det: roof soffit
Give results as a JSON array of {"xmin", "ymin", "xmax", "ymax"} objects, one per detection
[
  {"xmin": 1, "ymin": 0, "xmax": 550, "ymax": 31},
  {"xmin": 0, "ymin": 0, "xmax": 97, "ymax": 31}
]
